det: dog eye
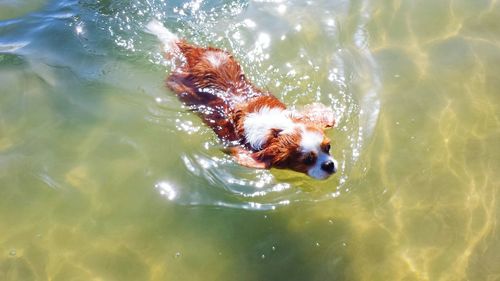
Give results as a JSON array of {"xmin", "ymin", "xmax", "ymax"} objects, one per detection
[
  {"xmin": 325, "ymin": 144, "xmax": 331, "ymax": 152},
  {"xmin": 303, "ymin": 153, "xmax": 316, "ymax": 165}
]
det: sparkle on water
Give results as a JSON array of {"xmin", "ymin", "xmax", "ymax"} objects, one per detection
[{"xmin": 0, "ymin": 0, "xmax": 499, "ymax": 280}]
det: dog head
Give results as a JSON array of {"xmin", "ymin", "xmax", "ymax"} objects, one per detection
[{"xmin": 250, "ymin": 103, "xmax": 337, "ymax": 180}]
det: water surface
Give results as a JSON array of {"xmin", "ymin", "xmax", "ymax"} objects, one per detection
[{"xmin": 0, "ymin": 0, "xmax": 499, "ymax": 280}]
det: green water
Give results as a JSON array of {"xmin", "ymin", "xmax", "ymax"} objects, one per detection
[{"xmin": 1, "ymin": 0, "xmax": 499, "ymax": 280}]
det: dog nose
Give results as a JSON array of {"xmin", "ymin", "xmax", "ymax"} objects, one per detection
[{"xmin": 321, "ymin": 160, "xmax": 336, "ymax": 173}]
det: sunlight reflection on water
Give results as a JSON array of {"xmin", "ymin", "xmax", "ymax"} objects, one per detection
[
  {"xmin": 109, "ymin": 0, "xmax": 383, "ymax": 210},
  {"xmin": 0, "ymin": 0, "xmax": 381, "ymax": 210},
  {"xmin": 1, "ymin": 0, "xmax": 499, "ymax": 279},
  {"xmin": 3, "ymin": 0, "xmax": 380, "ymax": 209}
]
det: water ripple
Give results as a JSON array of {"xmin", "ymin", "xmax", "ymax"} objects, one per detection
[
  {"xmin": 0, "ymin": 0, "xmax": 382, "ymax": 210},
  {"xmin": 134, "ymin": 0, "xmax": 381, "ymax": 210}
]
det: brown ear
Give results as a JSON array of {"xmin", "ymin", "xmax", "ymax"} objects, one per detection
[
  {"xmin": 253, "ymin": 138, "xmax": 298, "ymax": 168},
  {"xmin": 227, "ymin": 146, "xmax": 270, "ymax": 169},
  {"xmin": 294, "ymin": 103, "xmax": 335, "ymax": 129}
]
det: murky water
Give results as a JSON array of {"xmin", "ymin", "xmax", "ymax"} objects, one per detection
[{"xmin": 1, "ymin": 0, "xmax": 499, "ymax": 280}]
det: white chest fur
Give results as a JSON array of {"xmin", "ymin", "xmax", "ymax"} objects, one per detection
[{"xmin": 243, "ymin": 107, "xmax": 295, "ymax": 150}]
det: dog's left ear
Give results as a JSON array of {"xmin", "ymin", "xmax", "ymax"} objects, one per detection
[{"xmin": 294, "ymin": 103, "xmax": 336, "ymax": 129}]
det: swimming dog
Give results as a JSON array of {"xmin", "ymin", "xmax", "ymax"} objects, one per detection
[{"xmin": 147, "ymin": 20, "xmax": 337, "ymax": 179}]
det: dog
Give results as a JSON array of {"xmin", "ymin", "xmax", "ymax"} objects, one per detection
[{"xmin": 147, "ymin": 20, "xmax": 337, "ymax": 179}]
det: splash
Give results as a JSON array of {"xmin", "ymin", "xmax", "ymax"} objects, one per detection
[{"xmin": 85, "ymin": 0, "xmax": 381, "ymax": 210}]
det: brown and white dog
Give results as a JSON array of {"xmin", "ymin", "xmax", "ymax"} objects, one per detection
[{"xmin": 147, "ymin": 20, "xmax": 337, "ymax": 179}]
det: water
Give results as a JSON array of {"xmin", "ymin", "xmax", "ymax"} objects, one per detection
[{"xmin": 0, "ymin": 0, "xmax": 499, "ymax": 280}]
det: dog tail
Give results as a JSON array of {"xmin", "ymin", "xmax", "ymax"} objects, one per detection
[{"xmin": 145, "ymin": 19, "xmax": 180, "ymax": 54}]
